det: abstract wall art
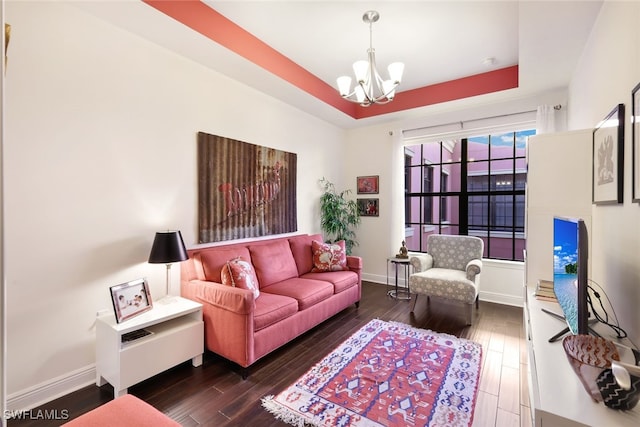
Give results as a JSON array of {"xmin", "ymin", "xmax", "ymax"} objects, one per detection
[{"xmin": 198, "ymin": 132, "xmax": 297, "ymax": 243}]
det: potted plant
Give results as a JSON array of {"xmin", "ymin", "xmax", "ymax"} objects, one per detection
[{"xmin": 319, "ymin": 178, "xmax": 361, "ymax": 254}]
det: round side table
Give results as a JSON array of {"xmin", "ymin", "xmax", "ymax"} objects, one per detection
[{"xmin": 386, "ymin": 257, "xmax": 412, "ymax": 300}]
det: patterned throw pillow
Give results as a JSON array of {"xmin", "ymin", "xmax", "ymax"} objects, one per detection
[
  {"xmin": 221, "ymin": 257, "xmax": 260, "ymax": 298},
  {"xmin": 311, "ymin": 240, "xmax": 349, "ymax": 272}
]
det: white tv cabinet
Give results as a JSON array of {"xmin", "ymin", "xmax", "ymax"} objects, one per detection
[
  {"xmin": 96, "ymin": 296, "xmax": 204, "ymax": 398},
  {"xmin": 524, "ymin": 284, "xmax": 640, "ymax": 426}
]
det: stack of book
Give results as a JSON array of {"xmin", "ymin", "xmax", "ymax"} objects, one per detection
[{"xmin": 534, "ymin": 279, "xmax": 557, "ymax": 302}]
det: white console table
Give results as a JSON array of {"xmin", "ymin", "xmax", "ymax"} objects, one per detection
[
  {"xmin": 524, "ymin": 283, "xmax": 640, "ymax": 426},
  {"xmin": 96, "ymin": 296, "xmax": 204, "ymax": 398}
]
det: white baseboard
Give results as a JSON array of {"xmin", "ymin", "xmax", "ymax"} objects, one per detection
[
  {"xmin": 479, "ymin": 290, "xmax": 523, "ymax": 308},
  {"xmin": 361, "ymin": 273, "xmax": 388, "ymax": 285},
  {"xmin": 7, "ymin": 365, "xmax": 96, "ymax": 411}
]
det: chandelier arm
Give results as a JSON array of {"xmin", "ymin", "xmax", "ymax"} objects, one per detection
[
  {"xmin": 341, "ymin": 87, "xmax": 365, "ymax": 100},
  {"xmin": 340, "ymin": 93, "xmax": 393, "ymax": 106},
  {"xmin": 382, "ymin": 83, "xmax": 400, "ymax": 98}
]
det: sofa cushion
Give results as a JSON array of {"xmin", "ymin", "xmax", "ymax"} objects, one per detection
[
  {"xmin": 199, "ymin": 247, "xmax": 252, "ymax": 283},
  {"xmin": 311, "ymin": 240, "xmax": 349, "ymax": 272},
  {"xmin": 253, "ymin": 292, "xmax": 298, "ymax": 332},
  {"xmin": 221, "ymin": 257, "xmax": 260, "ymax": 299},
  {"xmin": 301, "ymin": 270, "xmax": 358, "ymax": 294},
  {"xmin": 261, "ymin": 278, "xmax": 334, "ymax": 310},
  {"xmin": 249, "ymin": 240, "xmax": 299, "ymax": 288},
  {"xmin": 289, "ymin": 234, "xmax": 323, "ymax": 275}
]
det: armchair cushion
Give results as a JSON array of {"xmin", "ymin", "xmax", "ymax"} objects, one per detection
[{"xmin": 410, "ymin": 268, "xmax": 477, "ymax": 304}]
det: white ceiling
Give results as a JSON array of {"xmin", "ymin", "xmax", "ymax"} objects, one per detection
[
  {"xmin": 207, "ymin": 1, "xmax": 521, "ymax": 92},
  {"xmin": 73, "ymin": 1, "xmax": 603, "ymax": 129}
]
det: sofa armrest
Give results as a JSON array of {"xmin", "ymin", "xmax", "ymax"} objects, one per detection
[
  {"xmin": 346, "ymin": 255, "xmax": 362, "ymax": 271},
  {"xmin": 346, "ymin": 256, "xmax": 363, "ymax": 289},
  {"xmin": 410, "ymin": 254, "xmax": 433, "ymax": 273},
  {"xmin": 466, "ymin": 259, "xmax": 482, "ymax": 281},
  {"xmin": 191, "ymin": 279, "xmax": 255, "ymax": 315},
  {"xmin": 184, "ymin": 279, "xmax": 256, "ymax": 367}
]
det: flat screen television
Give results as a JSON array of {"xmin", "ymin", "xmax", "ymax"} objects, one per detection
[{"xmin": 551, "ymin": 216, "xmax": 590, "ymax": 340}]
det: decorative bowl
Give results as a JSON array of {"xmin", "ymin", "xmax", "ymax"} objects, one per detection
[{"xmin": 562, "ymin": 334, "xmax": 620, "ymax": 402}]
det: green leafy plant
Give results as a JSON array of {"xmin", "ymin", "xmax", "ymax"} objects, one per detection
[{"xmin": 319, "ymin": 178, "xmax": 361, "ymax": 254}]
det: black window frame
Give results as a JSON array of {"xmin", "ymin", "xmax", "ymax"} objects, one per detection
[{"xmin": 404, "ymin": 131, "xmax": 531, "ymax": 261}]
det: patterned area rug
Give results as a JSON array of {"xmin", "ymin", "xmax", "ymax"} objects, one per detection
[{"xmin": 262, "ymin": 319, "xmax": 482, "ymax": 427}]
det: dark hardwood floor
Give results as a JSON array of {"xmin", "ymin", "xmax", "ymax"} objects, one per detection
[{"xmin": 9, "ymin": 282, "xmax": 526, "ymax": 427}]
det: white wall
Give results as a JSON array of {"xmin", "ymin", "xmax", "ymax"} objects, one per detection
[
  {"xmin": 567, "ymin": 1, "xmax": 640, "ymax": 347},
  {"xmin": 3, "ymin": 1, "xmax": 345, "ymax": 407},
  {"xmin": 343, "ymin": 123, "xmax": 404, "ymax": 278}
]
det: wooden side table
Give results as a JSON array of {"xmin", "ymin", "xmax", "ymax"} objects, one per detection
[
  {"xmin": 96, "ymin": 296, "xmax": 204, "ymax": 398},
  {"xmin": 386, "ymin": 257, "xmax": 411, "ymax": 300}
]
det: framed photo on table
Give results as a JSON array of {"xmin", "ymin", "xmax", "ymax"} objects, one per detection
[
  {"xmin": 633, "ymin": 83, "xmax": 640, "ymax": 202},
  {"xmin": 357, "ymin": 175, "xmax": 379, "ymax": 194},
  {"xmin": 110, "ymin": 278, "xmax": 153, "ymax": 323},
  {"xmin": 592, "ymin": 103, "xmax": 624, "ymax": 205}
]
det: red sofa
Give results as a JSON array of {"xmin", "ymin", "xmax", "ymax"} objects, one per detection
[{"xmin": 180, "ymin": 233, "xmax": 362, "ymax": 371}]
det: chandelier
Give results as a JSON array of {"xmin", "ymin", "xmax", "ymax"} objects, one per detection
[{"xmin": 336, "ymin": 10, "xmax": 405, "ymax": 106}]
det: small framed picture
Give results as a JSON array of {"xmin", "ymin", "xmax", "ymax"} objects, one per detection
[
  {"xmin": 633, "ymin": 83, "xmax": 640, "ymax": 202},
  {"xmin": 110, "ymin": 278, "xmax": 153, "ymax": 323},
  {"xmin": 357, "ymin": 198, "xmax": 379, "ymax": 217},
  {"xmin": 357, "ymin": 175, "xmax": 379, "ymax": 194},
  {"xmin": 592, "ymin": 103, "xmax": 625, "ymax": 205}
]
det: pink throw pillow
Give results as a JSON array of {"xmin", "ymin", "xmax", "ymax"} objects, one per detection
[
  {"xmin": 221, "ymin": 257, "xmax": 260, "ymax": 298},
  {"xmin": 311, "ymin": 240, "xmax": 349, "ymax": 272}
]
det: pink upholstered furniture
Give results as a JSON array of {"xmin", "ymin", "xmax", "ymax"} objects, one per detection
[
  {"xmin": 62, "ymin": 394, "xmax": 179, "ymax": 426},
  {"xmin": 180, "ymin": 234, "xmax": 362, "ymax": 371}
]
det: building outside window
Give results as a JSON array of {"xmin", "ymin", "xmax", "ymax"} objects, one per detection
[{"xmin": 404, "ymin": 129, "xmax": 534, "ymax": 261}]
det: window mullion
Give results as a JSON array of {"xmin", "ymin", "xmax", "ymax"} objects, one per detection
[{"xmin": 460, "ymin": 139, "xmax": 468, "ymax": 235}]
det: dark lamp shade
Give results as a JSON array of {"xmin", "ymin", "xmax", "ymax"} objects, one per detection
[{"xmin": 148, "ymin": 230, "xmax": 189, "ymax": 264}]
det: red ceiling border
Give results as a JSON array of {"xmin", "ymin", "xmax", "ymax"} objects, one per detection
[
  {"xmin": 354, "ymin": 66, "xmax": 519, "ymax": 119},
  {"xmin": 143, "ymin": 0, "xmax": 519, "ymax": 120}
]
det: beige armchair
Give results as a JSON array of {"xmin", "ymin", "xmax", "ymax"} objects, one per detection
[{"xmin": 409, "ymin": 234, "xmax": 484, "ymax": 325}]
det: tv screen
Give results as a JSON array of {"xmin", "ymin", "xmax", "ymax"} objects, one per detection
[{"xmin": 553, "ymin": 216, "xmax": 589, "ymax": 336}]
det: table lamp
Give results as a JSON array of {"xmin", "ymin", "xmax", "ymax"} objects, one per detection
[{"xmin": 148, "ymin": 230, "xmax": 188, "ymax": 300}]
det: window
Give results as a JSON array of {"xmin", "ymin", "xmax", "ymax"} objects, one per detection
[{"xmin": 403, "ymin": 130, "xmax": 534, "ymax": 261}]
